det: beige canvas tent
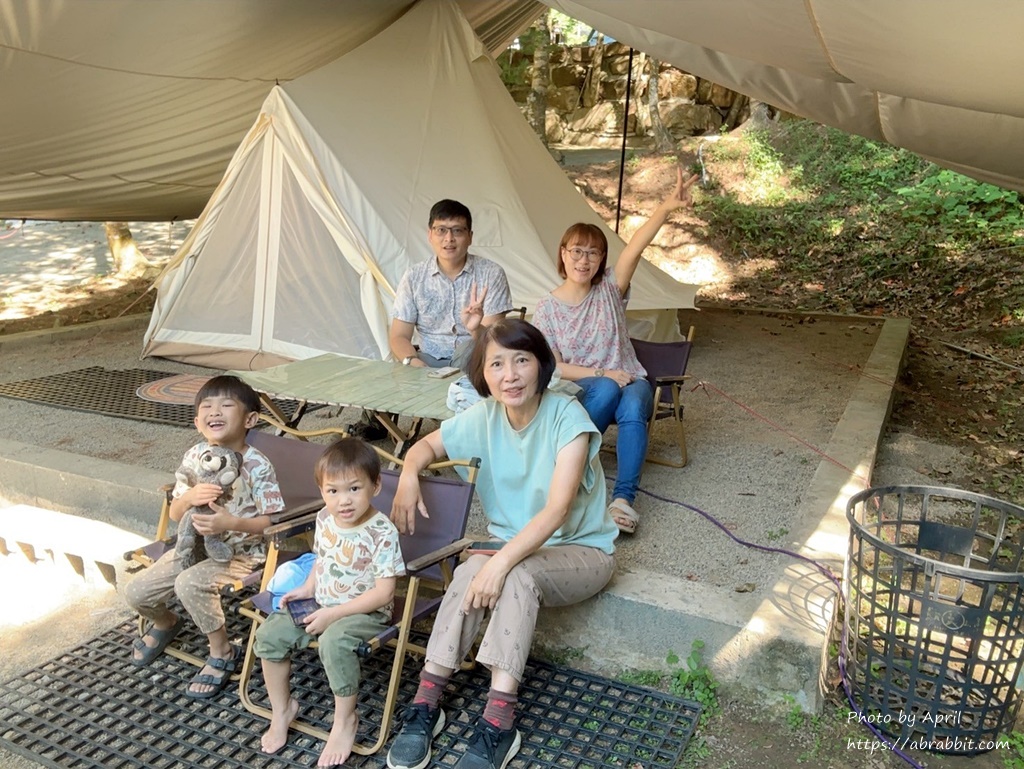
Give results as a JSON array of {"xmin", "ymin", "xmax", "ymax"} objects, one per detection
[
  {"xmin": 1, "ymin": 0, "xmax": 1022, "ymax": 222},
  {"xmin": 141, "ymin": 0, "xmax": 695, "ymax": 369}
]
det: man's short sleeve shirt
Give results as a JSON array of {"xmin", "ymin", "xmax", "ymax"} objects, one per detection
[{"xmin": 391, "ymin": 254, "xmax": 513, "ymax": 360}]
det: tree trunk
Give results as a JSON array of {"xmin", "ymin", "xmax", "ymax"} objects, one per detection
[
  {"xmin": 104, "ymin": 222, "xmax": 159, "ymax": 278},
  {"xmin": 723, "ymin": 93, "xmax": 751, "ymax": 131},
  {"xmin": 630, "ymin": 51, "xmax": 648, "ymax": 137},
  {"xmin": 647, "ymin": 58, "xmax": 676, "ymax": 151},
  {"xmin": 581, "ymin": 33, "xmax": 604, "ymax": 108},
  {"xmin": 526, "ymin": 12, "xmax": 550, "ymax": 142}
]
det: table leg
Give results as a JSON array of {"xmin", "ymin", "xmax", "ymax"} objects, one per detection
[
  {"xmin": 260, "ymin": 394, "xmax": 307, "ymax": 434},
  {"xmin": 372, "ymin": 411, "xmax": 414, "ymax": 460}
]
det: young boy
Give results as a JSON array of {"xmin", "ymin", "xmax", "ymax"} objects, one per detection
[
  {"xmin": 123, "ymin": 375, "xmax": 285, "ymax": 698},
  {"xmin": 254, "ymin": 438, "xmax": 404, "ymax": 767}
]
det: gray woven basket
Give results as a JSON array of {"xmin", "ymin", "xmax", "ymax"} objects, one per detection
[{"xmin": 844, "ymin": 485, "xmax": 1024, "ymax": 754}]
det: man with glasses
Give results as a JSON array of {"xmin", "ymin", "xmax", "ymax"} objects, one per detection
[{"xmin": 389, "ymin": 199, "xmax": 513, "ymax": 369}]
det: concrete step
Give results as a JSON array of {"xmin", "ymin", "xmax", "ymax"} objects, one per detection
[{"xmin": 0, "ymin": 503, "xmax": 149, "ymax": 586}]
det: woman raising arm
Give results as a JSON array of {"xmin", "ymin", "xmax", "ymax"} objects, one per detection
[{"xmin": 532, "ymin": 168, "xmax": 696, "ymax": 535}]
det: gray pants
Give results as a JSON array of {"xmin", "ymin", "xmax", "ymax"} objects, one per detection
[
  {"xmin": 122, "ymin": 549, "xmax": 262, "ymax": 635},
  {"xmin": 425, "ymin": 545, "xmax": 614, "ymax": 682},
  {"xmin": 420, "ymin": 337, "xmax": 474, "ymax": 371}
]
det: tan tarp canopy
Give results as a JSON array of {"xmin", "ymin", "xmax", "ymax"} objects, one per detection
[
  {"xmin": 548, "ymin": 0, "xmax": 1024, "ymax": 193},
  {"xmin": 0, "ymin": 0, "xmax": 542, "ymax": 220},
  {"xmin": 1, "ymin": 0, "xmax": 1023, "ymax": 222}
]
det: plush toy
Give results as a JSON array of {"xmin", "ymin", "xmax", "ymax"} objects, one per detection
[{"xmin": 174, "ymin": 445, "xmax": 243, "ymax": 568}]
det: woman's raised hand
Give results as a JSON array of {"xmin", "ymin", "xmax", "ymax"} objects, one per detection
[
  {"xmin": 664, "ymin": 167, "xmax": 699, "ymax": 211},
  {"xmin": 390, "ymin": 474, "xmax": 428, "ymax": 535}
]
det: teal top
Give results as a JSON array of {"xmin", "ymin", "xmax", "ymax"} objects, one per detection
[{"xmin": 441, "ymin": 390, "xmax": 616, "ymax": 554}]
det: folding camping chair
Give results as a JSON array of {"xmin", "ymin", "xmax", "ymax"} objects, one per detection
[
  {"xmin": 235, "ymin": 434, "xmax": 480, "ymax": 756},
  {"xmin": 123, "ymin": 428, "xmax": 342, "ymax": 669},
  {"xmin": 630, "ymin": 325, "xmax": 696, "ymax": 468}
]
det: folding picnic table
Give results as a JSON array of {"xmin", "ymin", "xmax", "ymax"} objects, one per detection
[{"xmin": 231, "ymin": 353, "xmax": 455, "ymax": 455}]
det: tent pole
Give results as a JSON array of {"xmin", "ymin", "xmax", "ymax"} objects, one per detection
[{"xmin": 615, "ymin": 46, "xmax": 635, "ymax": 234}]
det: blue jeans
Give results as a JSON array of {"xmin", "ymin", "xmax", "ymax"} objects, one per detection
[{"xmin": 576, "ymin": 377, "xmax": 653, "ymax": 504}]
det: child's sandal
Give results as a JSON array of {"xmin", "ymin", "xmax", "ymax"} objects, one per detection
[
  {"xmin": 131, "ymin": 615, "xmax": 184, "ymax": 666},
  {"xmin": 185, "ymin": 645, "xmax": 240, "ymax": 699}
]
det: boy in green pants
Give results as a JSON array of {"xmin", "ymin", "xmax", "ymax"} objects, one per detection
[{"xmin": 255, "ymin": 438, "xmax": 404, "ymax": 767}]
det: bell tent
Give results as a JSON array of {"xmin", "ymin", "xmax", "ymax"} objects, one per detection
[{"xmin": 142, "ymin": 0, "xmax": 695, "ymax": 369}]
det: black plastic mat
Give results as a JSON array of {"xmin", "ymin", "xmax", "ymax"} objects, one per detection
[
  {"xmin": 0, "ymin": 367, "xmax": 304, "ymax": 427},
  {"xmin": 0, "ymin": 620, "xmax": 700, "ymax": 769}
]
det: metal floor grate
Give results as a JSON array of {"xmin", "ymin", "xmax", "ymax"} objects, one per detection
[
  {"xmin": 0, "ymin": 620, "xmax": 700, "ymax": 768},
  {"xmin": 0, "ymin": 367, "xmax": 304, "ymax": 427}
]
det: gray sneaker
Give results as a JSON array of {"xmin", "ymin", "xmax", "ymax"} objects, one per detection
[
  {"xmin": 386, "ymin": 704, "xmax": 446, "ymax": 769},
  {"xmin": 454, "ymin": 720, "xmax": 521, "ymax": 769}
]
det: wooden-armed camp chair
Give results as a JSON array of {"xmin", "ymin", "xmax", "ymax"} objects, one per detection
[
  {"xmin": 123, "ymin": 428, "xmax": 343, "ymax": 669},
  {"xmin": 235, "ymin": 433, "xmax": 480, "ymax": 756},
  {"xmin": 630, "ymin": 325, "xmax": 695, "ymax": 468}
]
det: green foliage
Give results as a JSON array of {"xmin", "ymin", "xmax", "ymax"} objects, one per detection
[
  {"xmin": 679, "ymin": 735, "xmax": 711, "ymax": 767},
  {"xmin": 619, "ymin": 668, "xmax": 663, "ymax": 687},
  {"xmin": 896, "ymin": 169, "xmax": 1024, "ymax": 241},
  {"xmin": 496, "ymin": 50, "xmax": 531, "ymax": 88},
  {"xmin": 739, "ymin": 130, "xmax": 787, "ymax": 203},
  {"xmin": 549, "ymin": 10, "xmax": 592, "ymax": 45},
  {"xmin": 1003, "ymin": 330, "xmax": 1024, "ymax": 348},
  {"xmin": 498, "ymin": 14, "xmax": 553, "ymax": 88},
  {"xmin": 782, "ymin": 693, "xmax": 804, "ymax": 729},
  {"xmin": 1003, "ymin": 729, "xmax": 1024, "ymax": 769},
  {"xmin": 516, "ymin": 22, "xmax": 550, "ymax": 57},
  {"xmin": 696, "ymin": 120, "xmax": 1024, "ymax": 316},
  {"xmin": 667, "ymin": 640, "xmax": 721, "ymax": 725}
]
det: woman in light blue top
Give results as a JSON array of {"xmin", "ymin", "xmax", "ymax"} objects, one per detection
[{"xmin": 386, "ymin": 318, "xmax": 616, "ymax": 769}]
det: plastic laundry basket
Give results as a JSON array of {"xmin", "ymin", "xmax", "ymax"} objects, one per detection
[{"xmin": 844, "ymin": 485, "xmax": 1024, "ymax": 754}]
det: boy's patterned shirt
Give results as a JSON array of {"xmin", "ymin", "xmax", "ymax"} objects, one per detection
[{"xmin": 313, "ymin": 510, "xmax": 405, "ymax": 621}]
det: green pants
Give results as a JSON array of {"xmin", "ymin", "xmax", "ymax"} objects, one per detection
[{"xmin": 254, "ymin": 609, "xmax": 388, "ymax": 697}]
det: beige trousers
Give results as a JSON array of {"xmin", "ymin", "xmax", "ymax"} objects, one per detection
[
  {"xmin": 425, "ymin": 545, "xmax": 614, "ymax": 682},
  {"xmin": 122, "ymin": 549, "xmax": 262, "ymax": 635}
]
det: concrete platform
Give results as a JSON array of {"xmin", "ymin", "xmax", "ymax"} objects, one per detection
[
  {"xmin": 0, "ymin": 308, "xmax": 908, "ymax": 712},
  {"xmin": 537, "ymin": 316, "xmax": 908, "ymax": 710}
]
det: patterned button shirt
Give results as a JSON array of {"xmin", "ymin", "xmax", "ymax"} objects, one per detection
[{"xmin": 391, "ymin": 254, "xmax": 513, "ymax": 360}]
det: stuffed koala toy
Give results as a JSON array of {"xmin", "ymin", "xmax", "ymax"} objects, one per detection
[{"xmin": 174, "ymin": 445, "xmax": 243, "ymax": 568}]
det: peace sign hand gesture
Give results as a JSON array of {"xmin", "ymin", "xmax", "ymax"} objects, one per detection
[
  {"xmin": 460, "ymin": 283, "xmax": 488, "ymax": 333},
  {"xmin": 663, "ymin": 167, "xmax": 699, "ymax": 212}
]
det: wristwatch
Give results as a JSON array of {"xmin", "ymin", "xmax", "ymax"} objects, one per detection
[
  {"xmin": 402, "ymin": 355, "xmax": 416, "ymax": 366},
  {"xmin": 594, "ymin": 368, "xmax": 605, "ymax": 378}
]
